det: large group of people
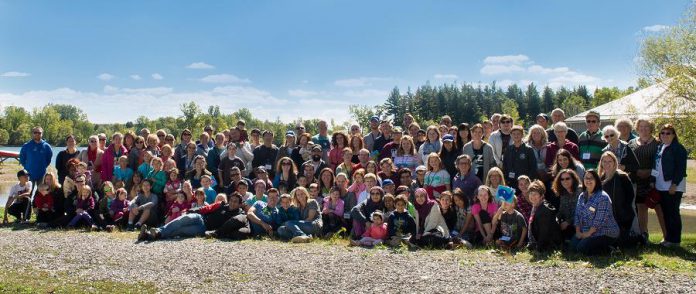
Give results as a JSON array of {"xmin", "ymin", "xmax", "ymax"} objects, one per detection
[{"xmin": 4, "ymin": 108, "xmax": 689, "ymax": 254}]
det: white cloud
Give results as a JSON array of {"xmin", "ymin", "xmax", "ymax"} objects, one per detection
[
  {"xmin": 548, "ymin": 72, "xmax": 600, "ymax": 88},
  {"xmin": 480, "ymin": 64, "xmax": 525, "ymax": 75},
  {"xmin": 186, "ymin": 62, "xmax": 215, "ymax": 69},
  {"xmin": 130, "ymin": 74, "xmax": 142, "ymax": 80},
  {"xmin": 343, "ymin": 89, "xmax": 389, "ymax": 99},
  {"xmin": 103, "ymin": 85, "xmax": 174, "ymax": 96},
  {"xmin": 334, "ymin": 77, "xmax": 393, "ymax": 87},
  {"xmin": 199, "ymin": 74, "xmax": 251, "ymax": 84},
  {"xmin": 1, "ymin": 71, "xmax": 30, "ymax": 77},
  {"xmin": 288, "ymin": 89, "xmax": 320, "ymax": 97},
  {"xmin": 527, "ymin": 65, "xmax": 571, "ymax": 74},
  {"xmin": 483, "ymin": 54, "xmax": 530, "ymax": 64},
  {"xmin": 642, "ymin": 24, "xmax": 669, "ymax": 33},
  {"xmin": 151, "ymin": 73, "xmax": 164, "ymax": 80},
  {"xmin": 97, "ymin": 73, "xmax": 115, "ymax": 81},
  {"xmin": 433, "ymin": 74, "xmax": 459, "ymax": 80}
]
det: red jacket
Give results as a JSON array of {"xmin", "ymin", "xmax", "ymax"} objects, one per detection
[{"xmin": 33, "ymin": 192, "xmax": 54, "ymax": 210}]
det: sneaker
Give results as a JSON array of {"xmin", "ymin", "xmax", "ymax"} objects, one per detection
[
  {"xmin": 105, "ymin": 225, "xmax": 114, "ymax": 233},
  {"xmin": 461, "ymin": 240, "xmax": 474, "ymax": 250},
  {"xmin": 349, "ymin": 239, "xmax": 359, "ymax": 246},
  {"xmin": 137, "ymin": 224, "xmax": 149, "ymax": 241},
  {"xmin": 134, "ymin": 223, "xmax": 142, "ymax": 230},
  {"xmin": 661, "ymin": 241, "xmax": 680, "ymax": 248},
  {"xmin": 90, "ymin": 225, "xmax": 100, "ymax": 232},
  {"xmin": 291, "ymin": 236, "xmax": 311, "ymax": 243},
  {"xmin": 127, "ymin": 224, "xmax": 135, "ymax": 231},
  {"xmin": 205, "ymin": 231, "xmax": 218, "ymax": 239},
  {"xmin": 35, "ymin": 222, "xmax": 48, "ymax": 229}
]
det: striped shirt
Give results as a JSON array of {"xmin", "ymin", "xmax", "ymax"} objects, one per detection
[{"xmin": 578, "ymin": 130, "xmax": 607, "ymax": 170}]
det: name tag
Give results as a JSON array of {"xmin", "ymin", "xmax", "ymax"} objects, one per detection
[
  {"xmin": 500, "ymin": 236, "xmax": 511, "ymax": 242},
  {"xmin": 508, "ymin": 172, "xmax": 515, "ymax": 179},
  {"xmin": 265, "ymin": 164, "xmax": 272, "ymax": 170},
  {"xmin": 588, "ymin": 206, "xmax": 596, "ymax": 213},
  {"xmin": 582, "ymin": 153, "xmax": 591, "ymax": 160},
  {"xmin": 651, "ymin": 169, "xmax": 660, "ymax": 177},
  {"xmin": 343, "ymin": 212, "xmax": 351, "ymax": 219}
]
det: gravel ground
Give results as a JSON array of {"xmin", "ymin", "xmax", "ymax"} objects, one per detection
[{"xmin": 0, "ymin": 228, "xmax": 694, "ymax": 293}]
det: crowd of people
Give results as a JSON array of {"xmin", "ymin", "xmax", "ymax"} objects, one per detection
[{"xmin": 4, "ymin": 108, "xmax": 689, "ymax": 255}]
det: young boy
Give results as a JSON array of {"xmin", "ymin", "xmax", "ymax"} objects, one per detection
[
  {"xmin": 272, "ymin": 194, "xmax": 299, "ymax": 232},
  {"xmin": 218, "ymin": 143, "xmax": 245, "ymax": 188},
  {"xmin": 491, "ymin": 196, "xmax": 528, "ymax": 251},
  {"xmin": 387, "ymin": 195, "xmax": 417, "ymax": 247},
  {"xmin": 200, "ymin": 175, "xmax": 217, "ymax": 204},
  {"xmin": 3, "ymin": 169, "xmax": 33, "ymax": 224}
]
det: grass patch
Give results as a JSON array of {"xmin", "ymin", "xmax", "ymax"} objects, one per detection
[{"xmin": 0, "ymin": 266, "xmax": 157, "ymax": 293}]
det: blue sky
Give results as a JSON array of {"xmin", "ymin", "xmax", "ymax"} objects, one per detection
[{"xmin": 0, "ymin": 0, "xmax": 689, "ymax": 124}]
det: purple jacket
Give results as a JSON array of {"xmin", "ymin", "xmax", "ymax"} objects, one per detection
[
  {"xmin": 110, "ymin": 199, "xmax": 129, "ymax": 215},
  {"xmin": 76, "ymin": 196, "xmax": 95, "ymax": 211}
]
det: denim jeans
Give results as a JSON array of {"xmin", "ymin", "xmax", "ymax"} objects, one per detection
[
  {"xmin": 570, "ymin": 235, "xmax": 616, "ymax": 255},
  {"xmin": 277, "ymin": 220, "xmax": 317, "ymax": 239},
  {"xmin": 157, "ymin": 214, "xmax": 206, "ymax": 239},
  {"xmin": 659, "ymin": 191, "xmax": 683, "ymax": 244}
]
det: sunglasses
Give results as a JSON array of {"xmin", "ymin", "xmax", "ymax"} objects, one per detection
[
  {"xmin": 158, "ymin": 134, "xmax": 165, "ymax": 138},
  {"xmin": 89, "ymin": 140, "xmax": 97, "ymax": 143},
  {"xmin": 33, "ymin": 131, "xmax": 42, "ymax": 134},
  {"xmin": 501, "ymin": 120, "xmax": 512, "ymax": 124},
  {"xmin": 370, "ymin": 192, "xmax": 382, "ymax": 195},
  {"xmin": 604, "ymin": 134, "xmax": 615, "ymax": 139},
  {"xmin": 660, "ymin": 132, "xmax": 673, "ymax": 135},
  {"xmin": 282, "ymin": 162, "xmax": 292, "ymax": 166},
  {"xmin": 560, "ymin": 177, "xmax": 572, "ymax": 181},
  {"xmin": 586, "ymin": 120, "xmax": 598, "ymax": 123},
  {"xmin": 99, "ymin": 138, "xmax": 106, "ymax": 141}
]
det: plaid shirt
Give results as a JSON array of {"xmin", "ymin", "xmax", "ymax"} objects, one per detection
[{"xmin": 574, "ymin": 190, "xmax": 620, "ymax": 238}]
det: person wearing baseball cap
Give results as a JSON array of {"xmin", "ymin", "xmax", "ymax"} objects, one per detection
[
  {"xmin": 363, "ymin": 116, "xmax": 383, "ymax": 153},
  {"xmin": 275, "ymin": 130, "xmax": 297, "ymax": 168},
  {"xmin": 578, "ymin": 111, "xmax": 607, "ymax": 169},
  {"xmin": 535, "ymin": 113, "xmax": 551, "ymax": 129},
  {"xmin": 502, "ymin": 125, "xmax": 537, "ymax": 189}
]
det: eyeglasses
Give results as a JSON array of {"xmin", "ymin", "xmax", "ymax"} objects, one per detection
[
  {"xmin": 370, "ymin": 192, "xmax": 382, "ymax": 195},
  {"xmin": 231, "ymin": 173, "xmax": 240, "ymax": 177},
  {"xmin": 560, "ymin": 177, "xmax": 572, "ymax": 182},
  {"xmin": 586, "ymin": 120, "xmax": 598, "ymax": 123},
  {"xmin": 660, "ymin": 132, "xmax": 673, "ymax": 135},
  {"xmin": 183, "ymin": 133, "xmax": 191, "ymax": 136},
  {"xmin": 33, "ymin": 132, "xmax": 42, "ymax": 134},
  {"xmin": 135, "ymin": 141, "xmax": 144, "ymax": 144},
  {"xmin": 99, "ymin": 138, "xmax": 106, "ymax": 141},
  {"xmin": 604, "ymin": 134, "xmax": 615, "ymax": 139},
  {"xmin": 89, "ymin": 140, "xmax": 97, "ymax": 143},
  {"xmin": 500, "ymin": 120, "xmax": 512, "ymax": 124},
  {"xmin": 157, "ymin": 134, "xmax": 165, "ymax": 138},
  {"xmin": 282, "ymin": 162, "xmax": 291, "ymax": 166}
]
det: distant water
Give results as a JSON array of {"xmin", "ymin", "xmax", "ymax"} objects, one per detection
[{"xmin": 0, "ymin": 146, "xmax": 82, "ymax": 207}]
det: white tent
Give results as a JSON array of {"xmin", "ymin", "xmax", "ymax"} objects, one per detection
[{"xmin": 566, "ymin": 83, "xmax": 696, "ymax": 132}]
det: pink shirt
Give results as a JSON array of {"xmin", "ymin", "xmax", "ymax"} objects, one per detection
[
  {"xmin": 362, "ymin": 223, "xmax": 388, "ymax": 240},
  {"xmin": 471, "ymin": 202, "xmax": 498, "ymax": 217}
]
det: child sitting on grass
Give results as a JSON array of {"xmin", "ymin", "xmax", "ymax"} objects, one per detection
[
  {"xmin": 109, "ymin": 188, "xmax": 130, "ymax": 230},
  {"xmin": 165, "ymin": 193, "xmax": 190, "ymax": 224},
  {"xmin": 68, "ymin": 186, "xmax": 95, "ymax": 229},
  {"xmin": 33, "ymin": 183, "xmax": 54, "ymax": 227},
  {"xmin": 472, "ymin": 185, "xmax": 498, "ymax": 245},
  {"xmin": 3, "ymin": 169, "xmax": 33, "ymax": 224},
  {"xmin": 190, "ymin": 188, "xmax": 208, "ymax": 209},
  {"xmin": 387, "ymin": 195, "xmax": 417, "ymax": 247},
  {"xmin": 351, "ymin": 210, "xmax": 387, "ymax": 247},
  {"xmin": 96, "ymin": 181, "xmax": 116, "ymax": 230},
  {"xmin": 491, "ymin": 196, "xmax": 527, "ymax": 251}
]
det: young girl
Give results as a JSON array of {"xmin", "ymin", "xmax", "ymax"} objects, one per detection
[
  {"xmin": 452, "ymin": 189, "xmax": 471, "ymax": 244},
  {"xmin": 350, "ymin": 210, "xmax": 387, "ymax": 247},
  {"xmin": 347, "ymin": 169, "xmax": 366, "ymax": 196},
  {"xmin": 129, "ymin": 172, "xmax": 143, "ymax": 200},
  {"xmin": 164, "ymin": 168, "xmax": 182, "ymax": 205},
  {"xmin": 113, "ymin": 155, "xmax": 134, "ymax": 191},
  {"xmin": 190, "ymin": 188, "xmax": 208, "ymax": 209},
  {"xmin": 146, "ymin": 157, "xmax": 167, "ymax": 196},
  {"xmin": 68, "ymin": 186, "xmax": 95, "ymax": 229},
  {"xmin": 165, "ymin": 193, "xmax": 190, "ymax": 224},
  {"xmin": 321, "ymin": 186, "xmax": 345, "ymax": 236},
  {"xmin": 33, "ymin": 184, "xmax": 54, "ymax": 226},
  {"xmin": 77, "ymin": 162, "xmax": 93, "ymax": 189},
  {"xmin": 472, "ymin": 185, "xmax": 498, "ymax": 245},
  {"xmin": 96, "ymin": 181, "xmax": 116, "ymax": 230},
  {"xmin": 137, "ymin": 151, "xmax": 154, "ymax": 177},
  {"xmin": 439, "ymin": 191, "xmax": 457, "ymax": 236},
  {"xmin": 365, "ymin": 161, "xmax": 379, "ymax": 183},
  {"xmin": 423, "ymin": 153, "xmax": 450, "ymax": 200},
  {"xmin": 491, "ymin": 197, "xmax": 527, "ymax": 251},
  {"xmin": 109, "ymin": 188, "xmax": 130, "ymax": 228},
  {"xmin": 485, "ymin": 167, "xmax": 506, "ymax": 205}
]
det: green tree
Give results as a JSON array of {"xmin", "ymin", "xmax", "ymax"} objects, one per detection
[
  {"xmin": 561, "ymin": 94, "xmax": 587, "ymax": 118},
  {"xmin": 0, "ymin": 128, "xmax": 8, "ymax": 145},
  {"xmin": 640, "ymin": 2, "xmax": 696, "ymax": 101},
  {"xmin": 501, "ymin": 99, "xmax": 521, "ymax": 126},
  {"xmin": 541, "ymin": 86, "xmax": 555, "ymax": 113},
  {"xmin": 384, "ymin": 87, "xmax": 402, "ymax": 123},
  {"xmin": 526, "ymin": 83, "xmax": 541, "ymax": 123},
  {"xmin": 592, "ymin": 87, "xmax": 624, "ymax": 107}
]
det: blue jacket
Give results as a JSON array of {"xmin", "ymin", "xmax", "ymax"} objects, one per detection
[
  {"xmin": 19, "ymin": 139, "xmax": 53, "ymax": 181},
  {"xmin": 658, "ymin": 142, "xmax": 688, "ymax": 185}
]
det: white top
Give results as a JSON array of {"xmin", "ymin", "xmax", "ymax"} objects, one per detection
[
  {"xmin": 9, "ymin": 182, "xmax": 32, "ymax": 198},
  {"xmin": 654, "ymin": 144, "xmax": 686, "ymax": 192}
]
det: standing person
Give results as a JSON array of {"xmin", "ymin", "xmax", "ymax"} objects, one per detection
[
  {"xmin": 545, "ymin": 122, "xmax": 580, "ymax": 167},
  {"xmin": 252, "ymin": 130, "xmax": 279, "ymax": 179},
  {"xmin": 526, "ymin": 125, "xmax": 550, "ymax": 181},
  {"xmin": 19, "ymin": 126, "xmax": 53, "ymax": 196},
  {"xmin": 101, "ymin": 132, "xmax": 128, "ymax": 183},
  {"xmin": 439, "ymin": 134, "xmax": 459, "ymax": 180},
  {"xmin": 615, "ymin": 118, "xmax": 637, "ymax": 142},
  {"xmin": 418, "ymin": 126, "xmax": 441, "ymax": 165},
  {"xmin": 571, "ymin": 170, "xmax": 620, "ymax": 255},
  {"xmin": 456, "ymin": 123, "xmax": 471, "ymax": 154},
  {"xmin": 373, "ymin": 120, "xmax": 393, "ymax": 154},
  {"xmin": 55, "ymin": 134, "xmax": 80, "ymax": 185},
  {"xmin": 128, "ymin": 136, "xmax": 146, "ymax": 171},
  {"xmin": 488, "ymin": 114, "xmax": 514, "ymax": 166},
  {"xmin": 462, "ymin": 123, "xmax": 496, "ymax": 182},
  {"xmin": 423, "ymin": 153, "xmax": 450, "ymax": 200},
  {"xmin": 601, "ymin": 125, "xmax": 639, "ymax": 176},
  {"xmin": 578, "ymin": 111, "xmax": 606, "ymax": 170},
  {"xmin": 653, "ymin": 124, "xmax": 687, "ymax": 248},
  {"xmin": 328, "ymin": 131, "xmax": 349, "ymax": 171},
  {"xmin": 174, "ymin": 129, "xmax": 193, "ymax": 169},
  {"xmin": 393, "ymin": 135, "xmax": 420, "ymax": 174},
  {"xmin": 363, "ymin": 116, "xmax": 382, "ymax": 152},
  {"xmin": 207, "ymin": 133, "xmax": 227, "ymax": 185},
  {"xmin": 627, "ymin": 118, "xmax": 663, "ymax": 241},
  {"xmin": 312, "ymin": 120, "xmax": 331, "ymax": 163},
  {"xmin": 227, "ymin": 127, "xmax": 254, "ymax": 177},
  {"xmin": 502, "ymin": 125, "xmax": 536, "ymax": 190},
  {"xmin": 547, "ymin": 108, "xmax": 579, "ymax": 144},
  {"xmin": 79, "ymin": 135, "xmax": 104, "ymax": 187},
  {"xmin": 379, "ymin": 127, "xmax": 403, "ymax": 161},
  {"xmin": 275, "ymin": 131, "xmax": 297, "ymax": 168}
]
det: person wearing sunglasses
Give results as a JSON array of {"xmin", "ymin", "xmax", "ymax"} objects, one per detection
[
  {"xmin": 578, "ymin": 111, "xmax": 607, "ymax": 170},
  {"xmin": 551, "ymin": 169, "xmax": 582, "ymax": 240},
  {"xmin": 127, "ymin": 136, "xmax": 146, "ymax": 171},
  {"xmin": 488, "ymin": 114, "xmax": 514, "ymax": 167},
  {"xmin": 18, "ymin": 126, "xmax": 53, "ymax": 201},
  {"xmin": 601, "ymin": 125, "xmax": 638, "ymax": 176},
  {"xmin": 653, "ymin": 124, "xmax": 688, "ymax": 248},
  {"xmin": 78, "ymin": 134, "xmax": 104, "ymax": 187}
]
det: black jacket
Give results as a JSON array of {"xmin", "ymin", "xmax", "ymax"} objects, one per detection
[{"xmin": 528, "ymin": 201, "xmax": 562, "ymax": 251}]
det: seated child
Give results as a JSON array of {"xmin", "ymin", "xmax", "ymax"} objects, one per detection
[
  {"xmin": 68, "ymin": 186, "xmax": 95, "ymax": 229},
  {"xmin": 3, "ymin": 169, "xmax": 33, "ymax": 223},
  {"xmin": 109, "ymin": 188, "xmax": 130, "ymax": 229},
  {"xmin": 491, "ymin": 196, "xmax": 528, "ymax": 251},
  {"xmin": 351, "ymin": 210, "xmax": 387, "ymax": 247},
  {"xmin": 387, "ymin": 195, "xmax": 417, "ymax": 247},
  {"xmin": 165, "ymin": 192, "xmax": 191, "ymax": 224},
  {"xmin": 33, "ymin": 183, "xmax": 55, "ymax": 225}
]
